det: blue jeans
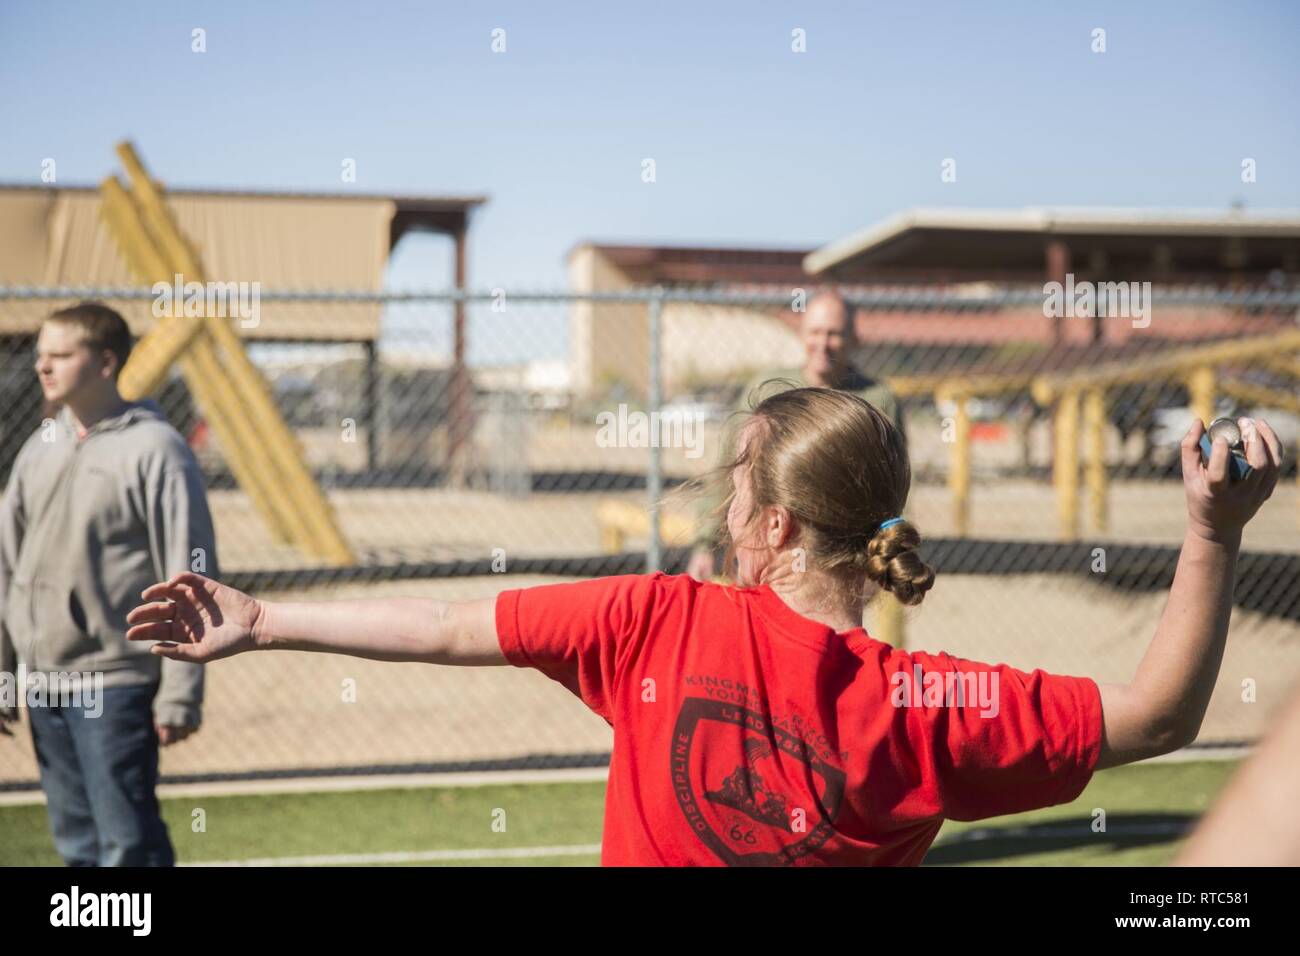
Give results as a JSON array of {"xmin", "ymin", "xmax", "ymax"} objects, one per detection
[{"xmin": 27, "ymin": 682, "xmax": 175, "ymax": 867}]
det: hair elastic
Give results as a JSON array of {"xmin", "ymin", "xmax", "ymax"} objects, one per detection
[{"xmin": 877, "ymin": 517, "xmax": 904, "ymax": 532}]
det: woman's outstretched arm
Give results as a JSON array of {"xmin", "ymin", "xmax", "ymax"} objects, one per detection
[
  {"xmin": 1095, "ymin": 418, "xmax": 1282, "ymax": 769},
  {"xmin": 126, "ymin": 575, "xmax": 505, "ymax": 666}
]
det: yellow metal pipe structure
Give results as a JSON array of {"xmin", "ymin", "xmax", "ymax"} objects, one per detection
[
  {"xmin": 1218, "ymin": 379, "xmax": 1300, "ymax": 415},
  {"xmin": 103, "ymin": 178, "xmax": 206, "ymax": 399},
  {"xmin": 1257, "ymin": 351, "xmax": 1300, "ymax": 380},
  {"xmin": 1032, "ymin": 330, "xmax": 1300, "ymax": 405},
  {"xmin": 889, "ymin": 370, "xmax": 1037, "ymax": 400},
  {"xmin": 1053, "ymin": 390, "xmax": 1081, "ymax": 541},
  {"xmin": 872, "ymin": 591, "xmax": 904, "ymax": 649},
  {"xmin": 945, "ymin": 391, "xmax": 971, "ymax": 537},
  {"xmin": 115, "ymin": 143, "xmax": 205, "ymax": 278},
  {"xmin": 100, "ymin": 179, "xmax": 301, "ymax": 547},
  {"xmin": 1187, "ymin": 365, "xmax": 1217, "ymax": 431},
  {"xmin": 141, "ymin": 216, "xmax": 350, "ymax": 562},
  {"xmin": 116, "ymin": 143, "xmax": 353, "ymax": 566},
  {"xmin": 1084, "ymin": 389, "xmax": 1108, "ymax": 534},
  {"xmin": 179, "ymin": 344, "xmax": 309, "ymax": 548}
]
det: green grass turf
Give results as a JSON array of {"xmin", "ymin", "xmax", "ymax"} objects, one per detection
[
  {"xmin": 929, "ymin": 759, "xmax": 1239, "ymax": 866},
  {"xmin": 0, "ymin": 759, "xmax": 1238, "ymax": 867}
]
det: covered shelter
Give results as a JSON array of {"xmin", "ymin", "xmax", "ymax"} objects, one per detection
[
  {"xmin": 805, "ymin": 207, "xmax": 1300, "ymax": 344},
  {"xmin": 0, "ymin": 183, "xmax": 486, "ymax": 473}
]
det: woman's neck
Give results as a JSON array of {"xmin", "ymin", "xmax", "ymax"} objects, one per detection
[{"xmin": 765, "ymin": 570, "xmax": 866, "ymax": 633}]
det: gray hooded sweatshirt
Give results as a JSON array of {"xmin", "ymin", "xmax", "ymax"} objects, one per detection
[{"xmin": 0, "ymin": 399, "xmax": 217, "ymax": 728}]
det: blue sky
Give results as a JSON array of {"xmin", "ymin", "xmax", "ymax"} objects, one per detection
[{"xmin": 2, "ymin": 0, "xmax": 1298, "ymax": 292}]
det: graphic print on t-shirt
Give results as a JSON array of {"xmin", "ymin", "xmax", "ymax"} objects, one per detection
[
  {"xmin": 705, "ymin": 737, "xmax": 792, "ymax": 830},
  {"xmin": 671, "ymin": 696, "xmax": 846, "ymax": 866}
]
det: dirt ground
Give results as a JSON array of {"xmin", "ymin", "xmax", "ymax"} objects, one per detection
[
  {"xmin": 197, "ymin": 407, "xmax": 1300, "ymax": 571},
  {"xmin": 2, "ymin": 571, "xmax": 1295, "ymax": 786},
  {"xmin": 202, "ymin": 476, "xmax": 1299, "ymax": 572}
]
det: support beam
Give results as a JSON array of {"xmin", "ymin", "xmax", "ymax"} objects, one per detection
[
  {"xmin": 1084, "ymin": 389, "xmax": 1108, "ymax": 534},
  {"xmin": 102, "ymin": 178, "xmax": 301, "ymax": 546},
  {"xmin": 1187, "ymin": 365, "xmax": 1216, "ymax": 430},
  {"xmin": 448, "ymin": 225, "xmax": 470, "ymax": 488},
  {"xmin": 104, "ymin": 142, "xmax": 355, "ymax": 565},
  {"xmin": 946, "ymin": 392, "xmax": 971, "ymax": 537},
  {"xmin": 364, "ymin": 340, "xmax": 379, "ymax": 473},
  {"xmin": 1046, "ymin": 240, "xmax": 1070, "ymax": 348},
  {"xmin": 1054, "ymin": 390, "xmax": 1081, "ymax": 541}
]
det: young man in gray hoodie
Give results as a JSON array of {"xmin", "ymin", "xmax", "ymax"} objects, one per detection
[{"xmin": 0, "ymin": 301, "xmax": 217, "ymax": 866}]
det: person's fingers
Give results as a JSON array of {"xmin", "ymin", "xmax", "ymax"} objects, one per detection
[
  {"xmin": 157, "ymin": 725, "xmax": 193, "ymax": 747},
  {"xmin": 1254, "ymin": 419, "xmax": 1282, "ymax": 499},
  {"xmin": 171, "ymin": 571, "xmax": 212, "ymax": 592},
  {"xmin": 1206, "ymin": 435, "xmax": 1231, "ymax": 491},
  {"xmin": 1179, "ymin": 420, "xmax": 1206, "ymax": 478},
  {"xmin": 125, "ymin": 601, "xmax": 176, "ymax": 626},
  {"xmin": 164, "ymin": 579, "xmax": 218, "ymax": 639},
  {"xmin": 150, "ymin": 641, "xmax": 203, "ymax": 662},
  {"xmin": 1240, "ymin": 418, "xmax": 1270, "ymax": 471},
  {"xmin": 140, "ymin": 580, "xmax": 180, "ymax": 603},
  {"xmin": 166, "ymin": 575, "xmax": 204, "ymax": 609},
  {"xmin": 1254, "ymin": 419, "xmax": 1283, "ymax": 471},
  {"xmin": 190, "ymin": 580, "xmax": 225, "ymax": 625},
  {"xmin": 167, "ymin": 575, "xmax": 226, "ymax": 629},
  {"xmin": 126, "ymin": 621, "xmax": 174, "ymax": 643}
]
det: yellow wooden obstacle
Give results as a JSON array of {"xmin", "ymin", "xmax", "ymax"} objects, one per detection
[
  {"xmin": 1032, "ymin": 331, "xmax": 1300, "ymax": 540},
  {"xmin": 932, "ymin": 372, "xmax": 1037, "ymax": 538},
  {"xmin": 893, "ymin": 333, "xmax": 1300, "ymax": 545},
  {"xmin": 102, "ymin": 142, "xmax": 355, "ymax": 566},
  {"xmin": 865, "ymin": 338, "xmax": 1297, "ymax": 643},
  {"xmin": 596, "ymin": 499, "xmax": 694, "ymax": 554}
]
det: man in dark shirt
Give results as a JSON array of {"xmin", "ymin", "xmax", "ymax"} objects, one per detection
[{"xmin": 687, "ymin": 290, "xmax": 902, "ymax": 580}]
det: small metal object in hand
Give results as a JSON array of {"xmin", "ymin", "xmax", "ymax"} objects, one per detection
[{"xmin": 1200, "ymin": 417, "xmax": 1253, "ymax": 481}]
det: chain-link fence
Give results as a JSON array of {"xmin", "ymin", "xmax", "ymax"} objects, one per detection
[{"xmin": 1, "ymin": 284, "xmax": 1298, "ymax": 786}]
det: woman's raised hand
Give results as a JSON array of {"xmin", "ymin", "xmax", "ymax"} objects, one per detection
[{"xmin": 1181, "ymin": 417, "xmax": 1282, "ymax": 545}]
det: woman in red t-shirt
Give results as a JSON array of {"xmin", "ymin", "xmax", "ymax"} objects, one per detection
[{"xmin": 125, "ymin": 388, "xmax": 1283, "ymax": 866}]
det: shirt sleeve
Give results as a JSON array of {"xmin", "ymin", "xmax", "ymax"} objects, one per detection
[
  {"xmin": 889, "ymin": 650, "xmax": 1104, "ymax": 822},
  {"xmin": 494, "ymin": 573, "xmax": 664, "ymax": 723}
]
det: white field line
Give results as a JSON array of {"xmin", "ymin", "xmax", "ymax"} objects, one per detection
[
  {"xmin": 0, "ymin": 765, "xmax": 610, "ymax": 807},
  {"xmin": 187, "ymin": 843, "xmax": 603, "ymax": 867}
]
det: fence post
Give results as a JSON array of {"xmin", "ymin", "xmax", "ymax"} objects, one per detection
[
  {"xmin": 1054, "ymin": 389, "xmax": 1080, "ymax": 541},
  {"xmin": 1084, "ymin": 388, "xmax": 1108, "ymax": 533},
  {"xmin": 948, "ymin": 391, "xmax": 971, "ymax": 536},
  {"xmin": 873, "ymin": 591, "xmax": 906, "ymax": 649},
  {"xmin": 646, "ymin": 287, "xmax": 664, "ymax": 572},
  {"xmin": 1188, "ymin": 364, "xmax": 1216, "ymax": 429}
]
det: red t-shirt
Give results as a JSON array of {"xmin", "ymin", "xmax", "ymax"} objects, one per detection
[{"xmin": 495, "ymin": 572, "xmax": 1103, "ymax": 866}]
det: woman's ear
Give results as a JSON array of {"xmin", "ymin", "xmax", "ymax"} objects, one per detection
[{"xmin": 766, "ymin": 505, "xmax": 795, "ymax": 549}]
